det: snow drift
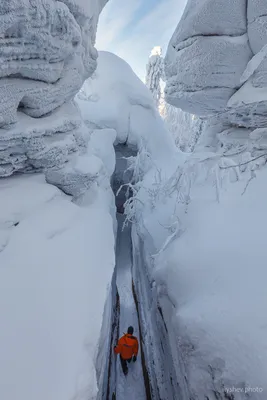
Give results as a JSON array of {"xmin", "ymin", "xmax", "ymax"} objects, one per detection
[
  {"xmin": 0, "ymin": 174, "xmax": 115, "ymax": 400},
  {"xmin": 77, "ymin": 51, "xmax": 176, "ymax": 168}
]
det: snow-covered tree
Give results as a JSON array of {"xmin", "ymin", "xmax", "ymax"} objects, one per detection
[
  {"xmin": 145, "ymin": 46, "xmax": 202, "ymax": 152},
  {"xmin": 164, "ymin": 104, "xmax": 203, "ymax": 152},
  {"xmin": 145, "ymin": 47, "xmax": 164, "ymax": 109}
]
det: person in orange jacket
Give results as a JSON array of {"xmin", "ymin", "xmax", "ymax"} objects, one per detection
[{"xmin": 114, "ymin": 326, "xmax": 139, "ymax": 375}]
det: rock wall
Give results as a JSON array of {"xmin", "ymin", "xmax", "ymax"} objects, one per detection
[
  {"xmin": 165, "ymin": 0, "xmax": 267, "ymax": 161},
  {"xmin": 164, "ymin": 1, "xmax": 267, "ymax": 397},
  {"xmin": 0, "ymin": 0, "xmax": 107, "ymax": 178}
]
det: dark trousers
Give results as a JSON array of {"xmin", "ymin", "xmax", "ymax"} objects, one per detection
[{"xmin": 120, "ymin": 355, "xmax": 132, "ymax": 375}]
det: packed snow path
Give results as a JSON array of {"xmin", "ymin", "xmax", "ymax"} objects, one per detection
[{"xmin": 114, "ymin": 214, "xmax": 146, "ymax": 400}]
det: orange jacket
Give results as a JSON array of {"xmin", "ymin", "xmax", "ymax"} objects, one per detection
[{"xmin": 114, "ymin": 333, "xmax": 139, "ymax": 360}]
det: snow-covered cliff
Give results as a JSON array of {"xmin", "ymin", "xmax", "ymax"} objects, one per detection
[
  {"xmin": 0, "ymin": 3, "xmax": 118, "ymax": 400},
  {"xmin": 162, "ymin": 1, "xmax": 267, "ymax": 398},
  {"xmin": 165, "ymin": 0, "xmax": 252, "ymax": 117},
  {"xmin": 0, "ymin": 0, "xmax": 107, "ymax": 177},
  {"xmin": 165, "ymin": 0, "xmax": 267, "ymax": 143}
]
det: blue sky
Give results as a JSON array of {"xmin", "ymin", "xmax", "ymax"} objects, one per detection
[{"xmin": 96, "ymin": 0, "xmax": 187, "ymax": 80}]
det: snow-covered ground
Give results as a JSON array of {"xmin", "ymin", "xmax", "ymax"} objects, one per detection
[
  {"xmin": 162, "ymin": 167, "xmax": 267, "ymax": 398},
  {"xmin": 129, "ymin": 148, "xmax": 267, "ymax": 398},
  {"xmin": 0, "ymin": 2, "xmax": 119, "ymax": 399},
  {"xmin": 0, "ymin": 173, "xmax": 115, "ymax": 400}
]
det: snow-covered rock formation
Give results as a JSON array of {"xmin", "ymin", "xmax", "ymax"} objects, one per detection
[
  {"xmin": 165, "ymin": 0, "xmax": 267, "ymax": 142},
  {"xmin": 0, "ymin": 0, "xmax": 107, "ymax": 177},
  {"xmin": 0, "ymin": 3, "xmax": 120, "ymax": 400},
  {"xmin": 165, "ymin": 0, "xmax": 252, "ymax": 116},
  {"xmin": 161, "ymin": 1, "xmax": 267, "ymax": 398},
  {"xmin": 165, "ymin": 0, "xmax": 267, "ymax": 167}
]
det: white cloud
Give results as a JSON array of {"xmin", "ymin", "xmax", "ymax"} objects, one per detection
[
  {"xmin": 96, "ymin": 0, "xmax": 187, "ymax": 80},
  {"xmin": 96, "ymin": 0, "xmax": 142, "ymax": 49}
]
